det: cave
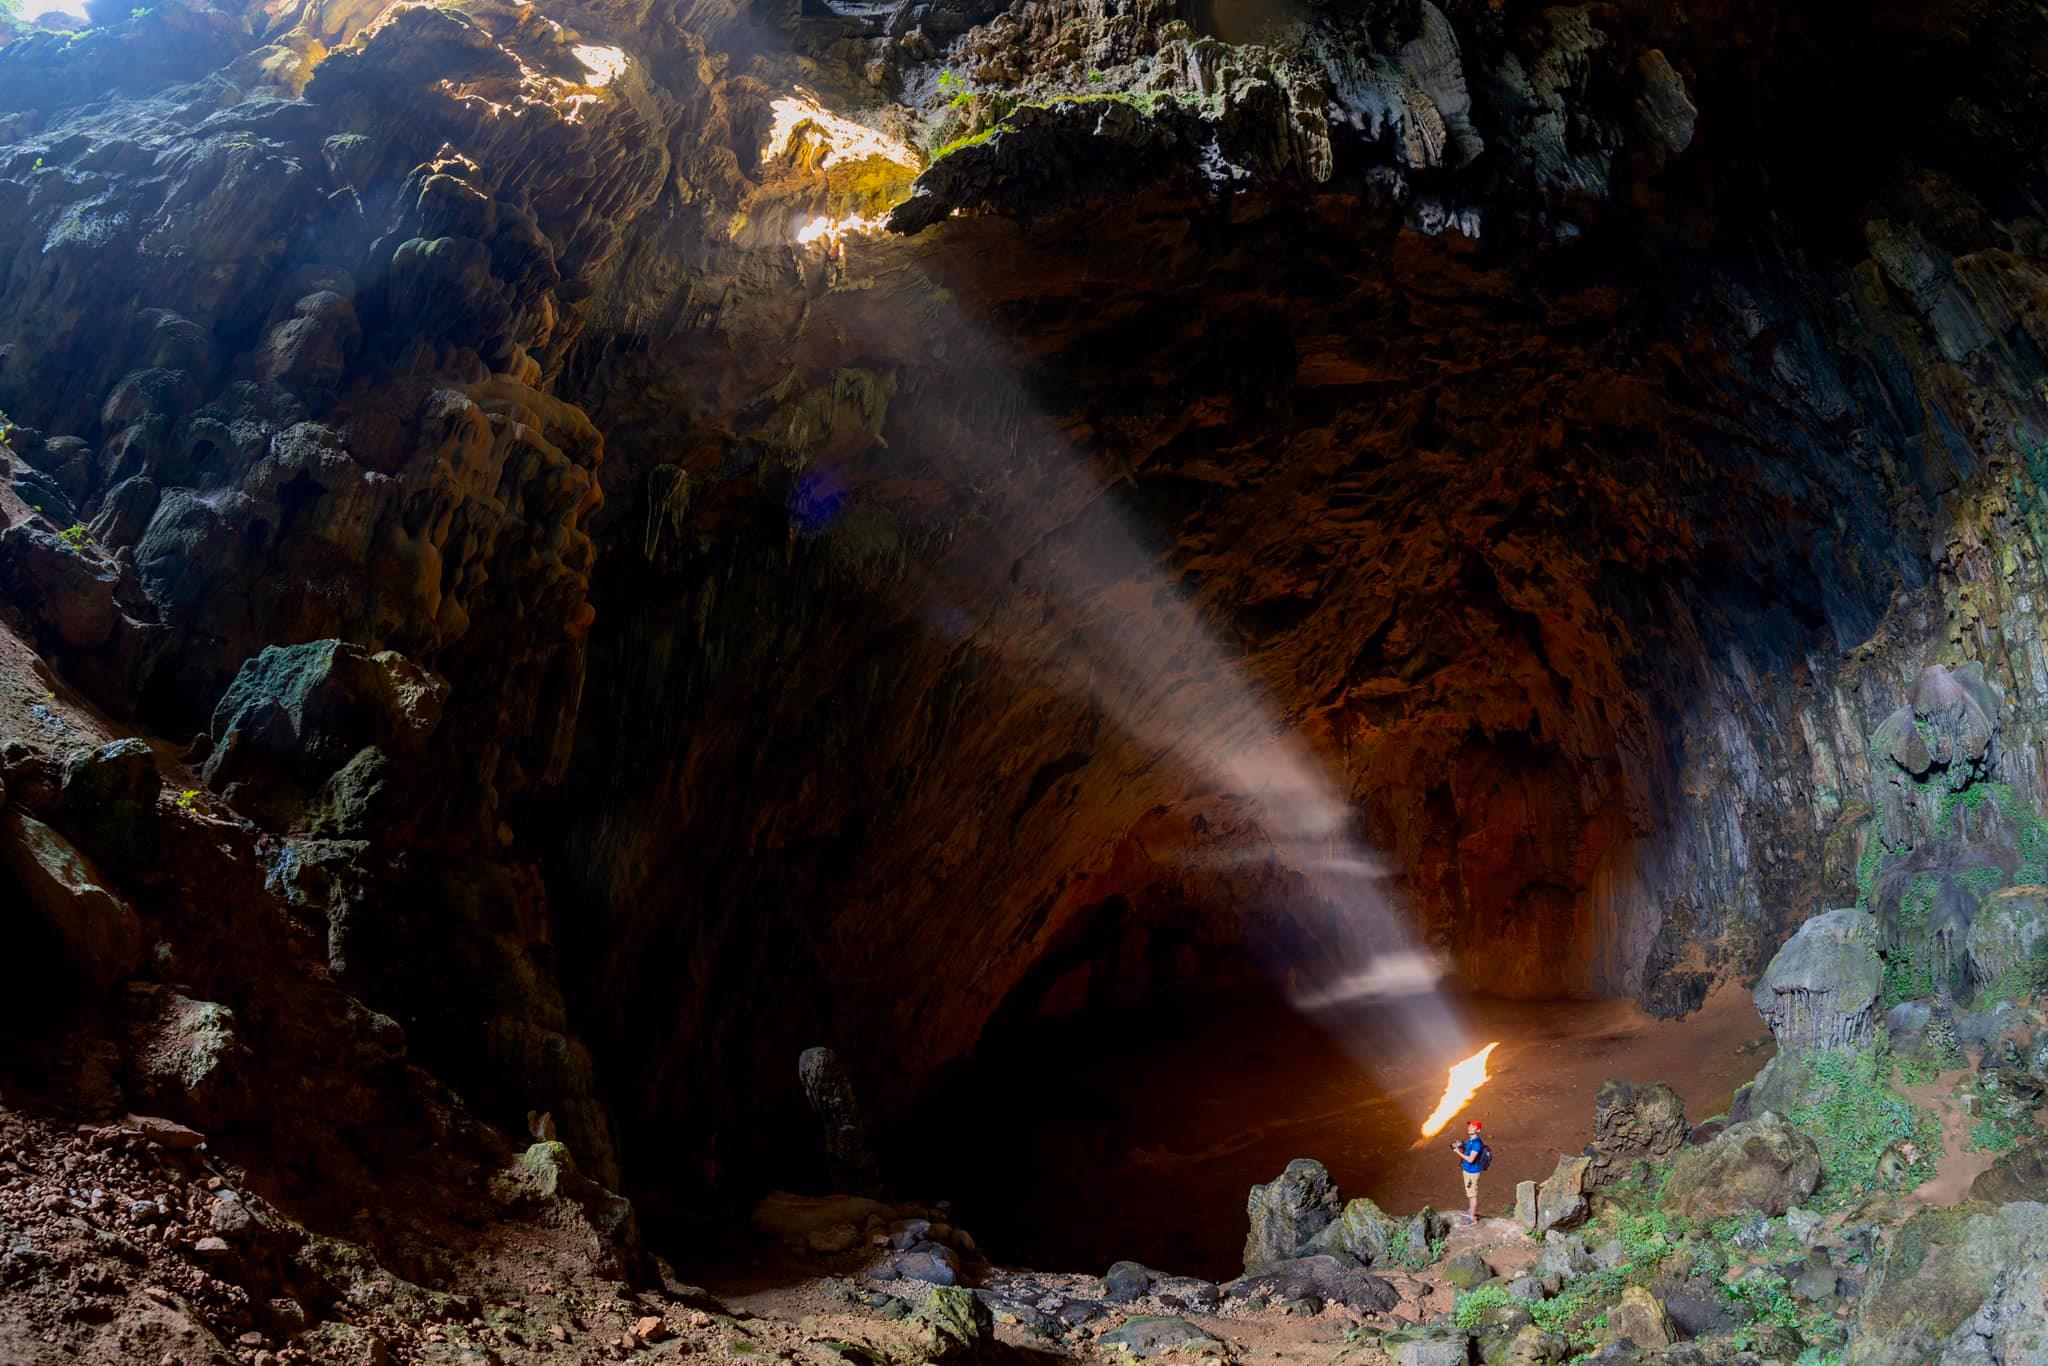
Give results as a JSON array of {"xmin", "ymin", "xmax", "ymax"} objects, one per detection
[{"xmin": 3, "ymin": 0, "xmax": 2048, "ymax": 1360}]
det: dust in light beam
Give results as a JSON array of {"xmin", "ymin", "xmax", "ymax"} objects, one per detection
[{"xmin": 1420, "ymin": 1042, "xmax": 1500, "ymax": 1137}]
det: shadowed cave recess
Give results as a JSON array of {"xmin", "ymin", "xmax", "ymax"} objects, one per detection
[{"xmin": 4, "ymin": 0, "xmax": 2048, "ymax": 1358}]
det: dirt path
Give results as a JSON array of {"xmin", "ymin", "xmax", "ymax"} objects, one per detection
[{"xmin": 1897, "ymin": 1056, "xmax": 1996, "ymax": 1210}]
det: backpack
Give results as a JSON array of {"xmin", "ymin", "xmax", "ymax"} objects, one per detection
[{"xmin": 1477, "ymin": 1140, "xmax": 1494, "ymax": 1172}]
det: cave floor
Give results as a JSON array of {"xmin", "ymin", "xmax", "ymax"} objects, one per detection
[{"xmin": 937, "ymin": 983, "xmax": 1773, "ymax": 1281}]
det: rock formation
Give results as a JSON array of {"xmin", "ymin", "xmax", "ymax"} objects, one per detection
[{"xmin": 5, "ymin": 0, "xmax": 2048, "ymax": 1336}]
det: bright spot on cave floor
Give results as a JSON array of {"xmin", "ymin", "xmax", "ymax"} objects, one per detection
[
  {"xmin": 929, "ymin": 985, "xmax": 1772, "ymax": 1280},
  {"xmin": 1419, "ymin": 1040, "xmax": 1499, "ymax": 1137},
  {"xmin": 762, "ymin": 90, "xmax": 920, "ymax": 173},
  {"xmin": 572, "ymin": 44, "xmax": 628, "ymax": 87}
]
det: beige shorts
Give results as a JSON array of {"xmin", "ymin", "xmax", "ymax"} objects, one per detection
[{"xmin": 1463, "ymin": 1171, "xmax": 1480, "ymax": 1199}]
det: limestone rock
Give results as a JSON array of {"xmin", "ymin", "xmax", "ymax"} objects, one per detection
[
  {"xmin": 1752, "ymin": 908, "xmax": 1885, "ymax": 1055},
  {"xmin": 1584, "ymin": 1080, "xmax": 1687, "ymax": 1193},
  {"xmin": 1848, "ymin": 1203, "xmax": 2048, "ymax": 1366},
  {"xmin": 1243, "ymin": 1158, "xmax": 1340, "ymax": 1276},
  {"xmin": 1227, "ymin": 1255, "xmax": 1400, "ymax": 1314},
  {"xmin": 1968, "ymin": 1138, "xmax": 2048, "ymax": 1204},
  {"xmin": 1488, "ymin": 1323, "xmax": 1570, "ymax": 1364},
  {"xmin": 129, "ymin": 992, "xmax": 254, "ymax": 1125},
  {"xmin": 911, "ymin": 1285, "xmax": 993, "ymax": 1364},
  {"xmin": 798, "ymin": 1046, "xmax": 883, "ymax": 1198},
  {"xmin": 1606, "ymin": 1286, "xmax": 1675, "ymax": 1348},
  {"xmin": 203, "ymin": 640, "xmax": 447, "ymax": 828},
  {"xmin": 1536, "ymin": 1231, "xmax": 1594, "ymax": 1282},
  {"xmin": 57, "ymin": 737, "xmax": 161, "ymax": 874},
  {"xmin": 1307, "ymin": 1195, "xmax": 1403, "ymax": 1266},
  {"xmin": 1444, "ymin": 1248, "xmax": 1493, "ymax": 1289},
  {"xmin": 1100, "ymin": 1260, "xmax": 1151, "ymax": 1303},
  {"xmin": 1098, "ymin": 1316, "xmax": 1222, "ymax": 1358},
  {"xmin": 1665, "ymin": 1113, "xmax": 1820, "ymax": 1219},
  {"xmin": 1, "ymin": 809, "xmax": 143, "ymax": 990},
  {"xmin": 1535, "ymin": 1155, "xmax": 1591, "ymax": 1233},
  {"xmin": 1966, "ymin": 886, "xmax": 2048, "ymax": 1000},
  {"xmin": 1873, "ymin": 664, "xmax": 1999, "ymax": 792},
  {"xmin": 1382, "ymin": 1327, "xmax": 1474, "ymax": 1366},
  {"xmin": 1515, "ymin": 1180, "xmax": 1537, "ymax": 1231}
]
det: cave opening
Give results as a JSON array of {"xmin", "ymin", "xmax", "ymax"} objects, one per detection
[{"xmin": 5, "ymin": 0, "xmax": 2048, "ymax": 1357}]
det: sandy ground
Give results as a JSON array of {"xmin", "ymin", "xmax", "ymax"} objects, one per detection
[{"xmin": 940, "ymin": 982, "xmax": 1772, "ymax": 1279}]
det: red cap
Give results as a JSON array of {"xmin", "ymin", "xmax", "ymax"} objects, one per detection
[{"xmin": 1468, "ymin": 1120, "xmax": 1482, "ymax": 1129}]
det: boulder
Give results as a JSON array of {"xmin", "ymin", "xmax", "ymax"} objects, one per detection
[
  {"xmin": 1397, "ymin": 1206, "xmax": 1449, "ymax": 1268},
  {"xmin": 1847, "ymin": 1202, "xmax": 2048, "ymax": 1365},
  {"xmin": 1966, "ymin": 885, "xmax": 2048, "ymax": 1001},
  {"xmin": 1443, "ymin": 1249, "xmax": 1493, "ymax": 1289},
  {"xmin": 202, "ymin": 640, "xmax": 446, "ymax": 828},
  {"xmin": 911, "ymin": 1285, "xmax": 992, "ymax": 1364},
  {"xmin": 1535, "ymin": 1155, "xmax": 1591, "ymax": 1233},
  {"xmin": 1790, "ymin": 1253, "xmax": 1837, "ymax": 1305},
  {"xmin": 128, "ymin": 992, "xmax": 255, "ymax": 1125},
  {"xmin": 1227, "ymin": 1255, "xmax": 1400, "ymax": 1314},
  {"xmin": 1583, "ymin": 1080, "xmax": 1688, "ymax": 1193},
  {"xmin": 57, "ymin": 737, "xmax": 160, "ymax": 874},
  {"xmin": 1968, "ymin": 1139, "xmax": 2048, "ymax": 1204},
  {"xmin": 750, "ymin": 1191, "xmax": 892, "ymax": 1245},
  {"xmin": 1485, "ymin": 1323, "xmax": 1569, "ymax": 1364},
  {"xmin": 1664, "ymin": 1113, "xmax": 1820, "ymax": 1219},
  {"xmin": 1514, "ymin": 1180, "xmax": 1537, "ymax": 1231},
  {"xmin": 1243, "ymin": 1158, "xmax": 1341, "ymax": 1275},
  {"xmin": 1536, "ymin": 1231, "xmax": 1594, "ymax": 1282},
  {"xmin": 1381, "ymin": 1327, "xmax": 1474, "ymax": 1366},
  {"xmin": 1098, "ymin": 1316, "xmax": 1222, "ymax": 1358},
  {"xmin": 1100, "ymin": 1260, "xmax": 1151, "ymax": 1303},
  {"xmin": 1308, "ymin": 1195, "xmax": 1403, "ymax": 1266},
  {"xmin": 1, "ymin": 810, "xmax": 143, "ymax": 990},
  {"xmin": 1752, "ymin": 908, "xmax": 1885, "ymax": 1055}
]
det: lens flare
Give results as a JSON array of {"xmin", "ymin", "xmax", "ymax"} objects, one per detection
[{"xmin": 1419, "ymin": 1041, "xmax": 1498, "ymax": 1136}]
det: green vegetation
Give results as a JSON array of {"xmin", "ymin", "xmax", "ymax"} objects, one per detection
[
  {"xmin": 59, "ymin": 523, "xmax": 91, "ymax": 549},
  {"xmin": 1388, "ymin": 1231, "xmax": 1446, "ymax": 1271},
  {"xmin": 926, "ymin": 88, "xmax": 1200, "ymax": 163},
  {"xmin": 175, "ymin": 788, "xmax": 201, "ymax": 812},
  {"xmin": 1781, "ymin": 1047, "xmax": 1941, "ymax": 1206},
  {"xmin": 1453, "ymin": 1283, "xmax": 1513, "ymax": 1331},
  {"xmin": 1966, "ymin": 1112, "xmax": 2032, "ymax": 1153}
]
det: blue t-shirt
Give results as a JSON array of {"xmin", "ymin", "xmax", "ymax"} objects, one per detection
[{"xmin": 1459, "ymin": 1137, "xmax": 1484, "ymax": 1173}]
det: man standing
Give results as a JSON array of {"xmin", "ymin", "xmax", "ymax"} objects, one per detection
[{"xmin": 1449, "ymin": 1119, "xmax": 1484, "ymax": 1224}]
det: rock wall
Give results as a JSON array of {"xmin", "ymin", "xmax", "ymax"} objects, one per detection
[{"xmin": 3, "ymin": 0, "xmax": 2048, "ymax": 1215}]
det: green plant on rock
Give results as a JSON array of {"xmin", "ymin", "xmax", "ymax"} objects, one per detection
[
  {"xmin": 1453, "ymin": 1284, "xmax": 1513, "ymax": 1331},
  {"xmin": 175, "ymin": 788, "xmax": 200, "ymax": 812},
  {"xmin": 1783, "ymin": 1046, "xmax": 1942, "ymax": 1206},
  {"xmin": 59, "ymin": 523, "xmax": 91, "ymax": 549}
]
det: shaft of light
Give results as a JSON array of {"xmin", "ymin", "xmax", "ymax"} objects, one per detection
[{"xmin": 1420, "ymin": 1041, "xmax": 1499, "ymax": 1136}]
